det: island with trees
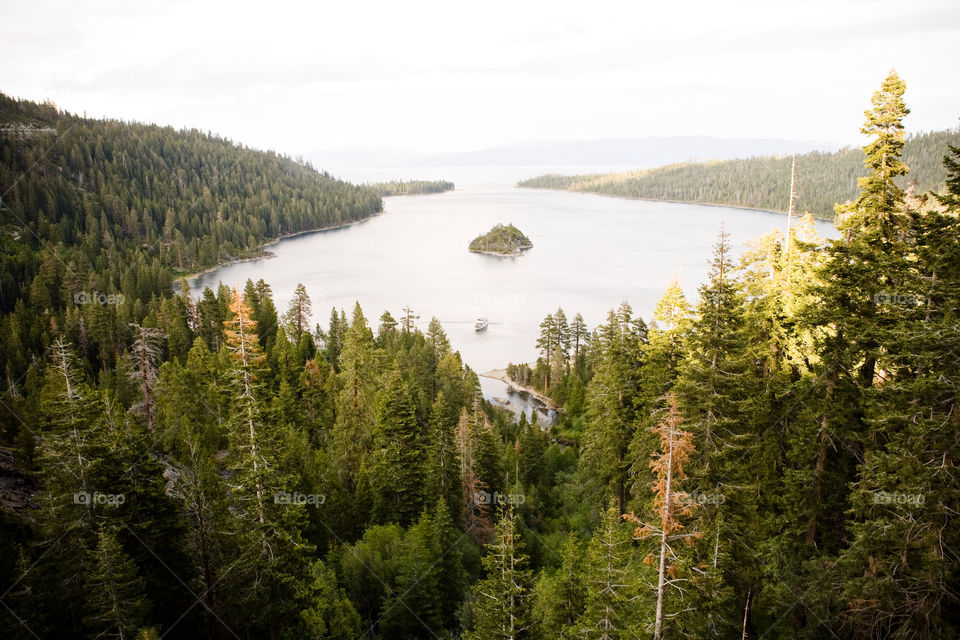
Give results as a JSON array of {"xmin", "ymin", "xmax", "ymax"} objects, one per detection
[
  {"xmin": 365, "ymin": 179, "xmax": 454, "ymax": 196},
  {"xmin": 468, "ymin": 223, "xmax": 533, "ymax": 256},
  {"xmin": 1, "ymin": 74, "xmax": 959, "ymax": 640}
]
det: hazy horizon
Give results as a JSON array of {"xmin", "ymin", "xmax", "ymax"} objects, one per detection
[{"xmin": 2, "ymin": 0, "xmax": 957, "ymax": 158}]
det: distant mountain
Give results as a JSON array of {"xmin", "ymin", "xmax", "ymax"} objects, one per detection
[
  {"xmin": 408, "ymin": 137, "xmax": 841, "ymax": 167},
  {"xmin": 306, "ymin": 136, "xmax": 841, "ymax": 170}
]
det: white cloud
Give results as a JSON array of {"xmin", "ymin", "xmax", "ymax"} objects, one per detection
[{"xmin": 1, "ymin": 0, "xmax": 957, "ymax": 156}]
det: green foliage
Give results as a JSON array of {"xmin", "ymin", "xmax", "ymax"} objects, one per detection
[
  {"xmin": 532, "ymin": 535, "xmax": 586, "ymax": 639},
  {"xmin": 574, "ymin": 502, "xmax": 641, "ymax": 639},
  {"xmin": 518, "ymin": 127, "xmax": 960, "ymax": 219},
  {"xmin": 468, "ymin": 223, "xmax": 534, "ymax": 255},
  {"xmin": 365, "ymin": 179, "xmax": 454, "ymax": 196},
  {"xmin": 370, "ymin": 367, "xmax": 426, "ymax": 526},
  {"xmin": 3, "ymin": 73, "xmax": 960, "ymax": 640},
  {"xmin": 83, "ymin": 526, "xmax": 151, "ymax": 640},
  {"xmin": 466, "ymin": 507, "xmax": 534, "ymax": 640},
  {"xmin": 290, "ymin": 559, "xmax": 363, "ymax": 640},
  {"xmin": 0, "ymin": 92, "xmax": 381, "ymax": 316}
]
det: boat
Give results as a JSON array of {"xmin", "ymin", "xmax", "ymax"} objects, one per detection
[{"xmin": 474, "ymin": 317, "xmax": 489, "ymax": 331}]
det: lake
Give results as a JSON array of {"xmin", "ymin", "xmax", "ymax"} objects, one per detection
[{"xmin": 189, "ymin": 166, "xmax": 838, "ymax": 420}]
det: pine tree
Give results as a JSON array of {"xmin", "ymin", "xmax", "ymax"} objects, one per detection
[
  {"xmin": 579, "ymin": 306, "xmax": 644, "ymax": 513},
  {"xmin": 425, "ymin": 392, "xmax": 462, "ymax": 522},
  {"xmin": 295, "ymin": 559, "xmax": 363, "ymax": 640},
  {"xmin": 675, "ymin": 228, "xmax": 765, "ymax": 635},
  {"xmin": 570, "ymin": 312, "xmax": 590, "ymax": 364},
  {"xmin": 470, "ymin": 409, "xmax": 505, "ymax": 505},
  {"xmin": 549, "ymin": 344, "xmax": 567, "ymax": 403},
  {"xmin": 221, "ymin": 288, "xmax": 310, "ymax": 633},
  {"xmin": 370, "ymin": 366, "xmax": 425, "ymax": 526},
  {"xmin": 835, "ymin": 145, "xmax": 960, "ymax": 640},
  {"xmin": 169, "ymin": 405, "xmax": 232, "ymax": 637},
  {"xmin": 428, "ymin": 501, "xmax": 469, "ymax": 631},
  {"xmin": 765, "ymin": 72, "xmax": 919, "ymax": 637},
  {"xmin": 324, "ymin": 307, "xmax": 347, "ymax": 371},
  {"xmin": 83, "ymin": 526, "xmax": 151, "ymax": 640},
  {"xmin": 24, "ymin": 338, "xmax": 107, "ymax": 635},
  {"xmin": 378, "ymin": 310, "xmax": 398, "ymax": 340},
  {"xmin": 850, "ymin": 70, "xmax": 910, "ymax": 223},
  {"xmin": 624, "ymin": 394, "xmax": 697, "ymax": 640},
  {"xmin": 222, "ymin": 289, "xmax": 270, "ymax": 547},
  {"xmin": 282, "ymin": 282, "xmax": 312, "ymax": 337},
  {"xmin": 126, "ymin": 324, "xmax": 166, "ymax": 436},
  {"xmin": 934, "ymin": 144, "xmax": 960, "ymax": 210},
  {"xmin": 196, "ymin": 287, "xmax": 226, "ymax": 351},
  {"xmin": 553, "ymin": 307, "xmax": 571, "ymax": 360},
  {"xmin": 426, "ymin": 316, "xmax": 451, "ymax": 359},
  {"xmin": 575, "ymin": 501, "xmax": 639, "ymax": 640},
  {"xmin": 378, "ymin": 510, "xmax": 445, "ymax": 638},
  {"xmin": 652, "ymin": 279, "xmax": 689, "ymax": 332},
  {"xmin": 466, "ymin": 506, "xmax": 534, "ymax": 640},
  {"xmin": 327, "ymin": 303, "xmax": 379, "ymax": 535},
  {"xmin": 536, "ymin": 313, "xmax": 556, "ymax": 392},
  {"xmin": 299, "ymin": 356, "xmax": 334, "ymax": 443},
  {"xmin": 458, "ymin": 407, "xmax": 494, "ymax": 543},
  {"xmin": 532, "ymin": 535, "xmax": 586, "ymax": 639}
]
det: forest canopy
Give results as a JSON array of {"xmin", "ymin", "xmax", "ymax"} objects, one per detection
[
  {"xmin": 364, "ymin": 179, "xmax": 454, "ymax": 196},
  {"xmin": 1, "ymin": 73, "xmax": 959, "ymax": 640},
  {"xmin": 0, "ymin": 92, "xmax": 382, "ymax": 314},
  {"xmin": 518, "ymin": 127, "xmax": 960, "ymax": 219}
]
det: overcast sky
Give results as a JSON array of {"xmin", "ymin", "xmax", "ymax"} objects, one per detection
[{"xmin": 2, "ymin": 0, "xmax": 958, "ymax": 156}]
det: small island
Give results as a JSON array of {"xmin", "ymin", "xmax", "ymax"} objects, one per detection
[{"xmin": 468, "ymin": 223, "xmax": 533, "ymax": 256}]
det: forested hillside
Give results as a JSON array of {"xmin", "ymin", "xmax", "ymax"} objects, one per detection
[
  {"xmin": 0, "ymin": 92, "xmax": 382, "ymax": 313},
  {"xmin": 518, "ymin": 127, "xmax": 960, "ymax": 219},
  {"xmin": 365, "ymin": 179, "xmax": 454, "ymax": 196},
  {"xmin": 1, "ymin": 74, "xmax": 958, "ymax": 640}
]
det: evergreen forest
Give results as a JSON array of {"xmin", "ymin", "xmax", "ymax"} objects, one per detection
[
  {"xmin": 0, "ymin": 72, "xmax": 958, "ymax": 640},
  {"xmin": 518, "ymin": 127, "xmax": 960, "ymax": 220}
]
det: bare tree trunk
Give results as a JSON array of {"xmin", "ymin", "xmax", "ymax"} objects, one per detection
[
  {"xmin": 654, "ymin": 429, "xmax": 675, "ymax": 640},
  {"xmin": 741, "ymin": 587, "xmax": 753, "ymax": 640}
]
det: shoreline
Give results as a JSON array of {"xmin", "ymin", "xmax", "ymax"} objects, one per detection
[
  {"xmin": 469, "ymin": 248, "xmax": 529, "ymax": 258},
  {"xmin": 176, "ymin": 210, "xmax": 386, "ymax": 283},
  {"xmin": 377, "ymin": 187, "xmax": 455, "ymax": 197},
  {"xmin": 517, "ymin": 186, "xmax": 835, "ymax": 221},
  {"xmin": 480, "ymin": 368, "xmax": 560, "ymax": 412}
]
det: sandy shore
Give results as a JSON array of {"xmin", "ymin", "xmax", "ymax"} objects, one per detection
[{"xmin": 480, "ymin": 368, "xmax": 559, "ymax": 411}]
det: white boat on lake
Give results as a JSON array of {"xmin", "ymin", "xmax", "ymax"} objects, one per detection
[{"xmin": 474, "ymin": 317, "xmax": 488, "ymax": 331}]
